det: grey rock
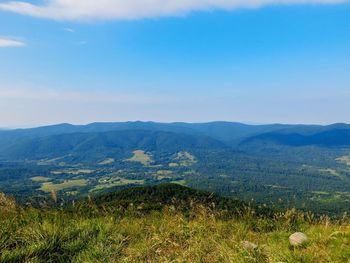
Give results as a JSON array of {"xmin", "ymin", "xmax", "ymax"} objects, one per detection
[{"xmin": 289, "ymin": 232, "xmax": 308, "ymax": 246}]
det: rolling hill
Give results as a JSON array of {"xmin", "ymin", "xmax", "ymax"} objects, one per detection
[
  {"xmin": 0, "ymin": 129, "xmax": 226, "ymax": 161},
  {"xmin": 241, "ymin": 128, "xmax": 350, "ymax": 147},
  {"xmin": 0, "ymin": 121, "xmax": 296, "ymax": 147}
]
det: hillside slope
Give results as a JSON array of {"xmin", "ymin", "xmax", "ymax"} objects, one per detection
[
  {"xmin": 241, "ymin": 129, "xmax": 350, "ymax": 147},
  {"xmin": 0, "ymin": 184, "xmax": 349, "ymax": 263},
  {"xmin": 92, "ymin": 183, "xmax": 267, "ymax": 215},
  {"xmin": 0, "ymin": 130, "xmax": 225, "ymax": 161}
]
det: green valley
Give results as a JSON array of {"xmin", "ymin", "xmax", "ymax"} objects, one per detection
[{"xmin": 0, "ymin": 122, "xmax": 349, "ymax": 215}]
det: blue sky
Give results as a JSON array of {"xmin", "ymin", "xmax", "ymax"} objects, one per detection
[{"xmin": 0, "ymin": 0, "xmax": 350, "ymax": 127}]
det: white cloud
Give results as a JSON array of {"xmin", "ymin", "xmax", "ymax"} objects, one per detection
[
  {"xmin": 0, "ymin": 0, "xmax": 347, "ymax": 21},
  {"xmin": 63, "ymin": 27, "xmax": 75, "ymax": 33},
  {"xmin": 0, "ymin": 38, "xmax": 25, "ymax": 47}
]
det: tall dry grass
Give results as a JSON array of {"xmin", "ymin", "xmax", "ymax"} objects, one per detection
[{"xmin": 0, "ymin": 194, "xmax": 349, "ymax": 262}]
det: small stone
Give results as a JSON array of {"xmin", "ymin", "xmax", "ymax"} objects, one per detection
[
  {"xmin": 241, "ymin": 241, "xmax": 258, "ymax": 250},
  {"xmin": 289, "ymin": 232, "xmax": 308, "ymax": 246}
]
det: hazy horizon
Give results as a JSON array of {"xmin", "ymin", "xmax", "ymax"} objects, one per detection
[{"xmin": 2, "ymin": 119, "xmax": 350, "ymax": 130}]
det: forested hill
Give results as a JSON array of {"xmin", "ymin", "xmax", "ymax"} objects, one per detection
[
  {"xmin": 241, "ymin": 128, "xmax": 350, "ymax": 147},
  {"xmin": 91, "ymin": 183, "xmax": 272, "ymax": 216},
  {"xmin": 2, "ymin": 121, "xmax": 350, "ymax": 160},
  {"xmin": 0, "ymin": 129, "xmax": 226, "ymax": 161},
  {"xmin": 0, "ymin": 121, "xmax": 307, "ymax": 147},
  {"xmin": 1, "ymin": 121, "xmax": 350, "ymax": 145}
]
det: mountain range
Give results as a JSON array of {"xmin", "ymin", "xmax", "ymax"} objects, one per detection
[
  {"xmin": 1, "ymin": 121, "xmax": 350, "ymax": 215},
  {"xmin": 1, "ymin": 121, "xmax": 350, "ymax": 161}
]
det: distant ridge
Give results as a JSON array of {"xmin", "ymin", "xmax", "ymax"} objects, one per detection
[
  {"xmin": 0, "ymin": 129, "xmax": 226, "ymax": 161},
  {"xmin": 0, "ymin": 120, "xmax": 322, "ymax": 142},
  {"xmin": 241, "ymin": 128, "xmax": 350, "ymax": 147},
  {"xmin": 1, "ymin": 121, "xmax": 350, "ymax": 161}
]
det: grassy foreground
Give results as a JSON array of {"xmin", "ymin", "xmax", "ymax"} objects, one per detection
[{"xmin": 0, "ymin": 187, "xmax": 349, "ymax": 262}]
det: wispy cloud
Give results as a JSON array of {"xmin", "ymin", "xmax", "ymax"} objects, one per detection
[
  {"xmin": 0, "ymin": 0, "xmax": 347, "ymax": 21},
  {"xmin": 63, "ymin": 28, "xmax": 75, "ymax": 33},
  {"xmin": 77, "ymin": 41, "xmax": 87, "ymax": 46},
  {"xmin": 0, "ymin": 37, "xmax": 25, "ymax": 47}
]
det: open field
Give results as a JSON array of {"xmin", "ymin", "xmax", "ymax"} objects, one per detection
[
  {"xmin": 174, "ymin": 151, "xmax": 197, "ymax": 166},
  {"xmin": 319, "ymin": 168, "xmax": 343, "ymax": 179},
  {"xmin": 51, "ymin": 169, "xmax": 95, "ymax": 175},
  {"xmin": 31, "ymin": 176, "xmax": 50, "ymax": 182},
  {"xmin": 171, "ymin": 179, "xmax": 187, "ymax": 186},
  {"xmin": 311, "ymin": 191, "xmax": 350, "ymax": 204},
  {"xmin": 336, "ymin": 156, "xmax": 350, "ymax": 166},
  {"xmin": 127, "ymin": 150, "xmax": 153, "ymax": 166},
  {"xmin": 155, "ymin": 170, "xmax": 173, "ymax": 179},
  {"xmin": 98, "ymin": 158, "xmax": 115, "ymax": 165},
  {"xmin": 39, "ymin": 179, "xmax": 88, "ymax": 192},
  {"xmin": 37, "ymin": 155, "xmax": 71, "ymax": 165},
  {"xmin": 92, "ymin": 176, "xmax": 145, "ymax": 192}
]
